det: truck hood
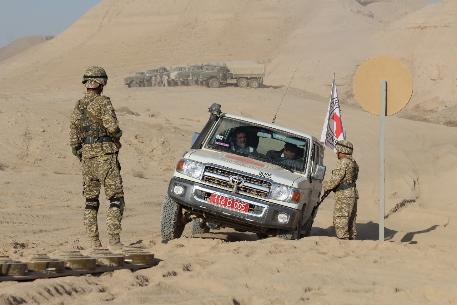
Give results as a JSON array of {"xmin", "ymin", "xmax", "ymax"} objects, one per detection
[{"xmin": 186, "ymin": 149, "xmax": 305, "ymax": 187}]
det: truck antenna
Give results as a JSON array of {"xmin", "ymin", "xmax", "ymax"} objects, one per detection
[{"xmin": 272, "ymin": 67, "xmax": 298, "ymax": 124}]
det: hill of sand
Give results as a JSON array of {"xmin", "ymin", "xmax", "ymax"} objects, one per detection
[
  {"xmin": 0, "ymin": 36, "xmax": 52, "ymax": 62},
  {"xmin": 0, "ymin": 1, "xmax": 456, "ymax": 304}
]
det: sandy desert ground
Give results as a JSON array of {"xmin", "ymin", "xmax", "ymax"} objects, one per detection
[{"xmin": 0, "ymin": 1, "xmax": 456, "ymax": 304}]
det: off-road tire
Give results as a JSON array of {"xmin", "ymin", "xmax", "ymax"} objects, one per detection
[
  {"xmin": 160, "ymin": 196, "xmax": 185, "ymax": 242},
  {"xmin": 208, "ymin": 78, "xmax": 220, "ymax": 88},
  {"xmin": 191, "ymin": 218, "xmax": 210, "ymax": 236},
  {"xmin": 237, "ymin": 78, "xmax": 248, "ymax": 88},
  {"xmin": 248, "ymin": 78, "xmax": 260, "ymax": 88}
]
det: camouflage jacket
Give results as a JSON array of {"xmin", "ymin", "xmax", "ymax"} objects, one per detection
[
  {"xmin": 69, "ymin": 92, "xmax": 121, "ymax": 159},
  {"xmin": 323, "ymin": 156, "xmax": 359, "ymax": 199}
]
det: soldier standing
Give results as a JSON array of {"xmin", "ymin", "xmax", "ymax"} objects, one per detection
[
  {"xmin": 162, "ymin": 74, "xmax": 169, "ymax": 87},
  {"xmin": 69, "ymin": 66, "xmax": 125, "ymax": 250},
  {"xmin": 321, "ymin": 140, "xmax": 359, "ymax": 240}
]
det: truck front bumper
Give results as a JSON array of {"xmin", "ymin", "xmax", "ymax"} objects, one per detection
[{"xmin": 168, "ymin": 177, "xmax": 300, "ymax": 232}]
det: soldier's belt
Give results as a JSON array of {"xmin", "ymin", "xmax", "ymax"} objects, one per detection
[
  {"xmin": 336, "ymin": 183, "xmax": 356, "ymax": 191},
  {"xmin": 82, "ymin": 136, "xmax": 114, "ymax": 144}
]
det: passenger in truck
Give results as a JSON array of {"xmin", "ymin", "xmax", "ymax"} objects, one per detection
[{"xmin": 266, "ymin": 143, "xmax": 303, "ymax": 169}]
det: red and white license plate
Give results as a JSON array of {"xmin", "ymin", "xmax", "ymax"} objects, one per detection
[{"xmin": 208, "ymin": 193, "xmax": 250, "ymax": 213}]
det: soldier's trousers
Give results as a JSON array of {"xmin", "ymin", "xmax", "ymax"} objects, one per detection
[
  {"xmin": 81, "ymin": 153, "xmax": 124, "ymax": 240},
  {"xmin": 333, "ymin": 197, "xmax": 357, "ymax": 240}
]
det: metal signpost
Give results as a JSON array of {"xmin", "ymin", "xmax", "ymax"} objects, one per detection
[{"xmin": 353, "ymin": 56, "xmax": 412, "ymax": 241}]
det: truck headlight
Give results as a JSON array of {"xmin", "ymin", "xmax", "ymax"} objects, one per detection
[
  {"xmin": 270, "ymin": 184, "xmax": 301, "ymax": 203},
  {"xmin": 270, "ymin": 184, "xmax": 292, "ymax": 201},
  {"xmin": 176, "ymin": 159, "xmax": 204, "ymax": 179}
]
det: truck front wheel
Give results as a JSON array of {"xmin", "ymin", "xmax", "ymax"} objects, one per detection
[
  {"xmin": 237, "ymin": 78, "xmax": 248, "ymax": 88},
  {"xmin": 191, "ymin": 218, "xmax": 210, "ymax": 236},
  {"xmin": 248, "ymin": 79, "xmax": 260, "ymax": 88},
  {"xmin": 160, "ymin": 196, "xmax": 185, "ymax": 242}
]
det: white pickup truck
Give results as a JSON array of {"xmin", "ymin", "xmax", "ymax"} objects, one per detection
[{"xmin": 160, "ymin": 104, "xmax": 326, "ymax": 241}]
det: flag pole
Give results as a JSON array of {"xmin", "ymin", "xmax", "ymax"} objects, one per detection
[{"xmin": 379, "ymin": 80, "xmax": 387, "ymax": 241}]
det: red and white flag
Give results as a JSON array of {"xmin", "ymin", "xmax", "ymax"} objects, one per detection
[{"xmin": 320, "ymin": 76, "xmax": 346, "ymax": 150}]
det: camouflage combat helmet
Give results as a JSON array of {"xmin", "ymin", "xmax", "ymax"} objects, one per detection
[
  {"xmin": 82, "ymin": 66, "xmax": 108, "ymax": 88},
  {"xmin": 335, "ymin": 139, "xmax": 353, "ymax": 155}
]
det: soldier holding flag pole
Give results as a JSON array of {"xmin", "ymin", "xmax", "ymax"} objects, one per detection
[{"xmin": 320, "ymin": 76, "xmax": 359, "ymax": 240}]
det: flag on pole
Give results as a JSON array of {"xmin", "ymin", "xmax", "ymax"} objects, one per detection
[{"xmin": 320, "ymin": 75, "xmax": 346, "ymax": 150}]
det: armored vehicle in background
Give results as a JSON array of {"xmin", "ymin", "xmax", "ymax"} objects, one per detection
[
  {"xmin": 160, "ymin": 104, "xmax": 327, "ymax": 242},
  {"xmin": 124, "ymin": 72, "xmax": 146, "ymax": 87},
  {"xmin": 171, "ymin": 64, "xmax": 205, "ymax": 86},
  {"xmin": 144, "ymin": 67, "xmax": 169, "ymax": 86},
  {"xmin": 198, "ymin": 62, "xmax": 265, "ymax": 88},
  {"xmin": 198, "ymin": 65, "xmax": 230, "ymax": 88},
  {"xmin": 168, "ymin": 66, "xmax": 188, "ymax": 86}
]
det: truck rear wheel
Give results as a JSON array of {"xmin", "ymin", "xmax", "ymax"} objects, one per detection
[
  {"xmin": 208, "ymin": 78, "xmax": 220, "ymax": 88},
  {"xmin": 160, "ymin": 196, "xmax": 185, "ymax": 242},
  {"xmin": 248, "ymin": 79, "xmax": 260, "ymax": 88},
  {"xmin": 237, "ymin": 78, "xmax": 248, "ymax": 88}
]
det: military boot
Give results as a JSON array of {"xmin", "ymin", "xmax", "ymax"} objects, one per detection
[
  {"xmin": 90, "ymin": 237, "xmax": 103, "ymax": 249},
  {"xmin": 108, "ymin": 234, "xmax": 123, "ymax": 252}
]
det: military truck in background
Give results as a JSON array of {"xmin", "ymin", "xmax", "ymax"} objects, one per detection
[
  {"xmin": 225, "ymin": 61, "xmax": 265, "ymax": 88},
  {"xmin": 199, "ymin": 61, "xmax": 265, "ymax": 88},
  {"xmin": 198, "ymin": 64, "xmax": 230, "ymax": 88},
  {"xmin": 168, "ymin": 66, "xmax": 188, "ymax": 86},
  {"xmin": 125, "ymin": 62, "xmax": 265, "ymax": 88},
  {"xmin": 145, "ymin": 67, "xmax": 169, "ymax": 86},
  {"xmin": 124, "ymin": 72, "xmax": 146, "ymax": 87}
]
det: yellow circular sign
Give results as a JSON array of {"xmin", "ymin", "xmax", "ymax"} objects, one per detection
[{"xmin": 353, "ymin": 56, "xmax": 413, "ymax": 115}]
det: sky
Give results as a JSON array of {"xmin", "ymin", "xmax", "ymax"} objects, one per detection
[{"xmin": 0, "ymin": 0, "xmax": 100, "ymax": 48}]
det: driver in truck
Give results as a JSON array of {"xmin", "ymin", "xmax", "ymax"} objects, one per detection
[
  {"xmin": 267, "ymin": 143, "xmax": 302, "ymax": 169},
  {"xmin": 230, "ymin": 130, "xmax": 255, "ymax": 155}
]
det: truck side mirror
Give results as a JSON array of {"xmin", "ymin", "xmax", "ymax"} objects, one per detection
[
  {"xmin": 191, "ymin": 132, "xmax": 200, "ymax": 146},
  {"xmin": 312, "ymin": 165, "xmax": 326, "ymax": 181}
]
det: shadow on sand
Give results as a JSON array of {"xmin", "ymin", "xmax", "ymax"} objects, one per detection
[
  {"xmin": 312, "ymin": 221, "xmax": 442, "ymax": 243},
  {"xmin": 186, "ymin": 222, "xmax": 442, "ymax": 243},
  {"xmin": 311, "ymin": 221, "xmax": 398, "ymax": 241}
]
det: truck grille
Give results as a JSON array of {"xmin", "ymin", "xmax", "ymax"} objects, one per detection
[{"xmin": 202, "ymin": 166, "xmax": 271, "ymax": 198}]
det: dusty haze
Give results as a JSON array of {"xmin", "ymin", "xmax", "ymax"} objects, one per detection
[{"xmin": 0, "ymin": 1, "xmax": 456, "ymax": 304}]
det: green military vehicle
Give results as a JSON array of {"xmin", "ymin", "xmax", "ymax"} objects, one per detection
[
  {"xmin": 124, "ymin": 72, "xmax": 146, "ymax": 87},
  {"xmin": 144, "ymin": 67, "xmax": 169, "ymax": 87},
  {"xmin": 198, "ymin": 62, "xmax": 265, "ymax": 89},
  {"xmin": 197, "ymin": 64, "xmax": 230, "ymax": 88},
  {"xmin": 169, "ymin": 65, "xmax": 205, "ymax": 86}
]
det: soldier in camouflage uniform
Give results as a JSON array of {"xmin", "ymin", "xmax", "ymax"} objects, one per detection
[
  {"xmin": 322, "ymin": 140, "xmax": 359, "ymax": 240},
  {"xmin": 69, "ymin": 66, "xmax": 125, "ymax": 250}
]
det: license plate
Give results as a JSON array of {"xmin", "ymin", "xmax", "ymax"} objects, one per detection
[{"xmin": 208, "ymin": 193, "xmax": 250, "ymax": 213}]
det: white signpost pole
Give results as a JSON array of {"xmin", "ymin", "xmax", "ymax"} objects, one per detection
[
  {"xmin": 379, "ymin": 80, "xmax": 387, "ymax": 241},
  {"xmin": 353, "ymin": 56, "xmax": 412, "ymax": 242}
]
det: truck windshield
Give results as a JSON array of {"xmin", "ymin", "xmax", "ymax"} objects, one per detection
[{"xmin": 205, "ymin": 117, "xmax": 309, "ymax": 172}]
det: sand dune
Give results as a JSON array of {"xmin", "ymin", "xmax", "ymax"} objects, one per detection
[
  {"xmin": 0, "ymin": 36, "xmax": 52, "ymax": 62},
  {"xmin": 0, "ymin": 1, "xmax": 456, "ymax": 304}
]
